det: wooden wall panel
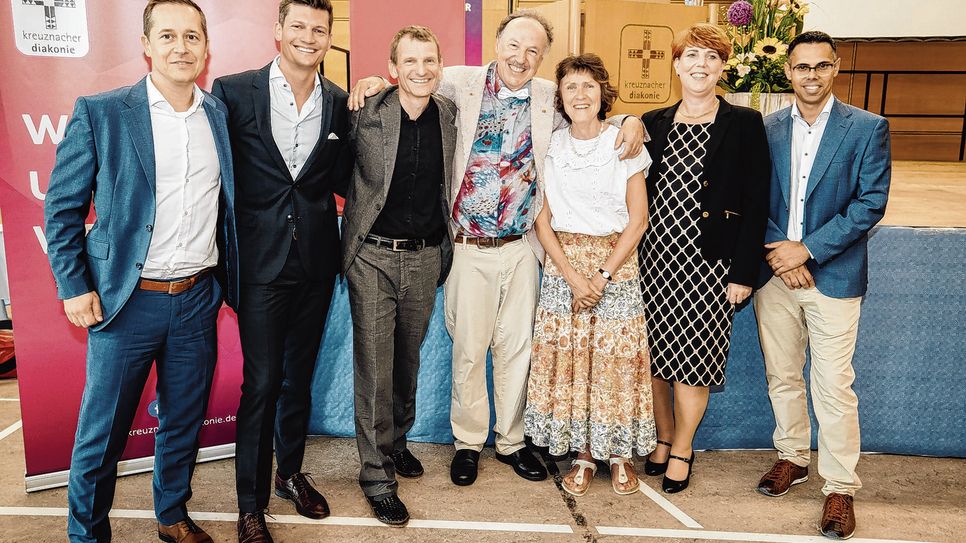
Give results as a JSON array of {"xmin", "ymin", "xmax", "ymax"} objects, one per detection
[{"xmin": 321, "ymin": 0, "xmax": 349, "ymax": 90}]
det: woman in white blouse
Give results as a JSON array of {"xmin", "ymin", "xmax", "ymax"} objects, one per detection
[{"xmin": 523, "ymin": 54, "xmax": 656, "ymax": 497}]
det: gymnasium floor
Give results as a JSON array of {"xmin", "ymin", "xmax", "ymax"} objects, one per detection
[{"xmin": 0, "ymin": 161, "xmax": 963, "ymax": 543}]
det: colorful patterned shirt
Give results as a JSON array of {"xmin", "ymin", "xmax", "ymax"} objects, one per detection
[{"xmin": 452, "ymin": 63, "xmax": 538, "ymax": 237}]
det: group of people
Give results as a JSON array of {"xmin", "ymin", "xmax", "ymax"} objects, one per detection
[{"xmin": 41, "ymin": 1, "xmax": 891, "ymax": 542}]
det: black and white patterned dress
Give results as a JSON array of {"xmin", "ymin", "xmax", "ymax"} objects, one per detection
[{"xmin": 639, "ymin": 122, "xmax": 734, "ymax": 387}]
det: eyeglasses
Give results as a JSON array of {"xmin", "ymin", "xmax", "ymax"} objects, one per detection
[{"xmin": 790, "ymin": 62, "xmax": 837, "ymax": 76}]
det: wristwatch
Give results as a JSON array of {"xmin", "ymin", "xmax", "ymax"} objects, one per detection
[{"xmin": 598, "ymin": 268, "xmax": 612, "ymax": 281}]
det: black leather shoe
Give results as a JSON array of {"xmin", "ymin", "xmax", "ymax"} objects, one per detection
[
  {"xmin": 274, "ymin": 472, "xmax": 329, "ymax": 519},
  {"xmin": 450, "ymin": 449, "xmax": 480, "ymax": 486},
  {"xmin": 496, "ymin": 447, "xmax": 548, "ymax": 481},
  {"xmin": 661, "ymin": 453, "xmax": 694, "ymax": 494},
  {"xmin": 390, "ymin": 448, "xmax": 424, "ymax": 478},
  {"xmin": 644, "ymin": 439, "xmax": 672, "ymax": 476},
  {"xmin": 366, "ymin": 493, "xmax": 410, "ymax": 526},
  {"xmin": 237, "ymin": 511, "xmax": 274, "ymax": 543}
]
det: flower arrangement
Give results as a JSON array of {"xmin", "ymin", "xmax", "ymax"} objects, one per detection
[{"xmin": 718, "ymin": 0, "xmax": 808, "ymax": 94}]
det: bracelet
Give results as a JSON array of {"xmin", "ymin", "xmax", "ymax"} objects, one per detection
[{"xmin": 598, "ymin": 268, "xmax": 612, "ymax": 281}]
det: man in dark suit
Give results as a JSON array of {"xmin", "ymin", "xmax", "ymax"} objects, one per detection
[
  {"xmin": 210, "ymin": 1, "xmax": 351, "ymax": 540},
  {"xmin": 754, "ymin": 31, "xmax": 891, "ymax": 540},
  {"xmin": 43, "ymin": 1, "xmax": 237, "ymax": 541},
  {"xmin": 341, "ymin": 25, "xmax": 455, "ymax": 526}
]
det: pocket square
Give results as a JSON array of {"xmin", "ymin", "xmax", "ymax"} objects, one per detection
[{"xmin": 327, "ymin": 132, "xmax": 340, "ymax": 140}]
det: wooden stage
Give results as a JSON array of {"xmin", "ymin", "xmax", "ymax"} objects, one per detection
[{"xmin": 884, "ymin": 161, "xmax": 966, "ymax": 228}]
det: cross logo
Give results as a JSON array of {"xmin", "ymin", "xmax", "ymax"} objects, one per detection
[
  {"xmin": 626, "ymin": 30, "xmax": 665, "ymax": 79},
  {"xmin": 22, "ymin": 0, "xmax": 77, "ymax": 30}
]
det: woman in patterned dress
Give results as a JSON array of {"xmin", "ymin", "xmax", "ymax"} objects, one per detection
[
  {"xmin": 524, "ymin": 54, "xmax": 655, "ymax": 497},
  {"xmin": 638, "ymin": 23, "xmax": 770, "ymax": 493}
]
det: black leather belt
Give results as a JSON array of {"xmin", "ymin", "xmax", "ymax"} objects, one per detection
[
  {"xmin": 454, "ymin": 234, "xmax": 524, "ymax": 248},
  {"xmin": 364, "ymin": 234, "xmax": 435, "ymax": 252}
]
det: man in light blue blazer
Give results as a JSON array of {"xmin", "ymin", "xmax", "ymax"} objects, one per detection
[
  {"xmin": 752, "ymin": 31, "xmax": 891, "ymax": 540},
  {"xmin": 43, "ymin": 2, "xmax": 238, "ymax": 541}
]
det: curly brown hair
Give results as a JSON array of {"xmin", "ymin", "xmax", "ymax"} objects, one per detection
[{"xmin": 554, "ymin": 54, "xmax": 617, "ymax": 123}]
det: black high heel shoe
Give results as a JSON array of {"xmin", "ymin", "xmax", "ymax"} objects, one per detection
[
  {"xmin": 661, "ymin": 453, "xmax": 694, "ymax": 494},
  {"xmin": 644, "ymin": 440, "xmax": 673, "ymax": 476}
]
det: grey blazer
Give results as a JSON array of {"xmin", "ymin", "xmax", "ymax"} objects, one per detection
[{"xmin": 341, "ymin": 87, "xmax": 457, "ymax": 286}]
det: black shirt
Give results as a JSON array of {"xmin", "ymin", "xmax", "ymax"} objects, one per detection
[{"xmin": 369, "ymin": 99, "xmax": 445, "ymax": 243}]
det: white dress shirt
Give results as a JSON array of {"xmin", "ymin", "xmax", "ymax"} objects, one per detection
[
  {"xmin": 788, "ymin": 95, "xmax": 835, "ymax": 244},
  {"xmin": 269, "ymin": 57, "xmax": 323, "ymax": 179},
  {"xmin": 544, "ymin": 125, "xmax": 651, "ymax": 236},
  {"xmin": 142, "ymin": 75, "xmax": 221, "ymax": 279}
]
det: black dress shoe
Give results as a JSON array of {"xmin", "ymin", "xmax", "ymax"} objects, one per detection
[
  {"xmin": 661, "ymin": 453, "xmax": 694, "ymax": 494},
  {"xmin": 450, "ymin": 449, "xmax": 480, "ymax": 486},
  {"xmin": 644, "ymin": 439, "xmax": 672, "ymax": 476},
  {"xmin": 390, "ymin": 448, "xmax": 424, "ymax": 478},
  {"xmin": 495, "ymin": 447, "xmax": 548, "ymax": 481},
  {"xmin": 274, "ymin": 472, "xmax": 330, "ymax": 519},
  {"xmin": 237, "ymin": 511, "xmax": 274, "ymax": 543},
  {"xmin": 366, "ymin": 493, "xmax": 410, "ymax": 526}
]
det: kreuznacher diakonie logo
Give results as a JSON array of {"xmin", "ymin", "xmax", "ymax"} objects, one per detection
[{"xmin": 12, "ymin": 0, "xmax": 89, "ymax": 58}]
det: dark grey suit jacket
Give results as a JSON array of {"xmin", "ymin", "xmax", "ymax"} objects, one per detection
[{"xmin": 341, "ymin": 87, "xmax": 457, "ymax": 286}]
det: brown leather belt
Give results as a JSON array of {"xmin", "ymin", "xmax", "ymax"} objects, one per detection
[
  {"xmin": 454, "ymin": 234, "xmax": 524, "ymax": 248},
  {"xmin": 139, "ymin": 269, "xmax": 211, "ymax": 295}
]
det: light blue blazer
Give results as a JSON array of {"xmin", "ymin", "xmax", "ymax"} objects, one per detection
[
  {"xmin": 44, "ymin": 77, "xmax": 239, "ymax": 331},
  {"xmin": 758, "ymin": 98, "xmax": 891, "ymax": 299}
]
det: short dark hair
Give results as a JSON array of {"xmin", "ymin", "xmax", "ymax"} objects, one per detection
[
  {"xmin": 143, "ymin": 0, "xmax": 207, "ymax": 39},
  {"xmin": 496, "ymin": 10, "xmax": 554, "ymax": 47},
  {"xmin": 554, "ymin": 54, "xmax": 617, "ymax": 123},
  {"xmin": 390, "ymin": 25, "xmax": 441, "ymax": 64},
  {"xmin": 278, "ymin": 0, "xmax": 334, "ymax": 29},
  {"xmin": 787, "ymin": 30, "xmax": 837, "ymax": 58}
]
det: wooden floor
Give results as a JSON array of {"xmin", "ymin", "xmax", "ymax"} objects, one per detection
[{"xmin": 883, "ymin": 161, "xmax": 966, "ymax": 228}]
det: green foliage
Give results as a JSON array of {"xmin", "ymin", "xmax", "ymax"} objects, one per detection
[{"xmin": 719, "ymin": 0, "xmax": 808, "ymax": 93}]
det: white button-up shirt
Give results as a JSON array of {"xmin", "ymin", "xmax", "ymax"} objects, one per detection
[
  {"xmin": 788, "ymin": 95, "xmax": 835, "ymax": 244},
  {"xmin": 142, "ymin": 75, "xmax": 221, "ymax": 279},
  {"xmin": 269, "ymin": 57, "xmax": 323, "ymax": 179}
]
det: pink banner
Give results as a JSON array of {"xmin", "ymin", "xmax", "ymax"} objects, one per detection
[{"xmin": 0, "ymin": 0, "xmax": 278, "ymax": 481}]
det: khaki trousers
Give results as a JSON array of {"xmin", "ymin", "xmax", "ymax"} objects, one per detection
[
  {"xmin": 444, "ymin": 238, "xmax": 539, "ymax": 455},
  {"xmin": 754, "ymin": 275, "xmax": 863, "ymax": 496}
]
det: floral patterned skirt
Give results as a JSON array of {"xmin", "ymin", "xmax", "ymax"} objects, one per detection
[{"xmin": 524, "ymin": 232, "xmax": 657, "ymax": 460}]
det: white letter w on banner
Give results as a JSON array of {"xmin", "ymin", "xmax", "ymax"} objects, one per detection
[{"xmin": 22, "ymin": 114, "xmax": 68, "ymax": 145}]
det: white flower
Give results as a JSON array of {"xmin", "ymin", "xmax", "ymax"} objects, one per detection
[{"xmin": 736, "ymin": 64, "xmax": 752, "ymax": 77}]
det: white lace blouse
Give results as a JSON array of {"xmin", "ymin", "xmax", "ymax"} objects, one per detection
[{"xmin": 543, "ymin": 124, "xmax": 652, "ymax": 236}]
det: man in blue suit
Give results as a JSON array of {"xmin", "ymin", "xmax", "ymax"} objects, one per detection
[
  {"xmin": 753, "ymin": 31, "xmax": 891, "ymax": 540},
  {"xmin": 43, "ymin": 1, "xmax": 237, "ymax": 541}
]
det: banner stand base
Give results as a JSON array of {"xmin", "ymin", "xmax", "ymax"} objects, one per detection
[{"xmin": 24, "ymin": 443, "xmax": 236, "ymax": 493}]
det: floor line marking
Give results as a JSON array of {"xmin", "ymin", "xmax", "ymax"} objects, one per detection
[
  {"xmin": 637, "ymin": 481, "xmax": 703, "ymax": 528},
  {"xmin": 596, "ymin": 526, "xmax": 938, "ymax": 543},
  {"xmin": 0, "ymin": 507, "xmax": 574, "ymax": 534},
  {"xmin": 0, "ymin": 420, "xmax": 22, "ymax": 442}
]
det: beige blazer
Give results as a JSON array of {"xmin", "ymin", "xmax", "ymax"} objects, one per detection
[{"xmin": 437, "ymin": 63, "xmax": 557, "ymax": 262}]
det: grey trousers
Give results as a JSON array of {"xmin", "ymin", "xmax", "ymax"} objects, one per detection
[{"xmin": 346, "ymin": 242, "xmax": 441, "ymax": 497}]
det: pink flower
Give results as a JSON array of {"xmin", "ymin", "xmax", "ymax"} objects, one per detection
[{"xmin": 727, "ymin": 1, "xmax": 754, "ymax": 26}]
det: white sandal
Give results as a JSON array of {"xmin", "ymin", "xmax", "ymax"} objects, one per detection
[
  {"xmin": 562, "ymin": 459, "xmax": 597, "ymax": 497},
  {"xmin": 609, "ymin": 457, "xmax": 640, "ymax": 495}
]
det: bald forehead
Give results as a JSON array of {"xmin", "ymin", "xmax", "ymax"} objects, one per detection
[{"xmin": 500, "ymin": 17, "xmax": 549, "ymax": 47}]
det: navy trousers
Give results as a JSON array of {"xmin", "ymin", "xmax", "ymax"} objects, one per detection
[{"xmin": 67, "ymin": 275, "xmax": 221, "ymax": 543}]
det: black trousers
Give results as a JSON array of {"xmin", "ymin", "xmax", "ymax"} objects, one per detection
[{"xmin": 235, "ymin": 245, "xmax": 335, "ymax": 512}]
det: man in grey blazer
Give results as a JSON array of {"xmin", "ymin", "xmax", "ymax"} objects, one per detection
[
  {"xmin": 342, "ymin": 26, "xmax": 456, "ymax": 526},
  {"xmin": 754, "ymin": 31, "xmax": 891, "ymax": 540}
]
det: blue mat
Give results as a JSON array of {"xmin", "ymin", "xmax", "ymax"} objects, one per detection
[{"xmin": 309, "ymin": 226, "xmax": 966, "ymax": 457}]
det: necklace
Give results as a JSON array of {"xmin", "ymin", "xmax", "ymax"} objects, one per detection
[
  {"xmin": 678, "ymin": 99, "xmax": 719, "ymax": 119},
  {"xmin": 567, "ymin": 124, "xmax": 606, "ymax": 158}
]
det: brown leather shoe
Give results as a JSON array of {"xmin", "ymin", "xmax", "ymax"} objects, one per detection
[
  {"xmin": 157, "ymin": 517, "xmax": 212, "ymax": 543},
  {"xmin": 237, "ymin": 511, "xmax": 274, "ymax": 543},
  {"xmin": 757, "ymin": 459, "xmax": 809, "ymax": 497},
  {"xmin": 821, "ymin": 493, "xmax": 856, "ymax": 540},
  {"xmin": 274, "ymin": 472, "xmax": 330, "ymax": 519}
]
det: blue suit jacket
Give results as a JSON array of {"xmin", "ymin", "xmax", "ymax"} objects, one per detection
[
  {"xmin": 44, "ymin": 77, "xmax": 239, "ymax": 331},
  {"xmin": 758, "ymin": 98, "xmax": 891, "ymax": 298}
]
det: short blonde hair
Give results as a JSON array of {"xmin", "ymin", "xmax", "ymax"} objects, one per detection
[
  {"xmin": 671, "ymin": 23, "xmax": 732, "ymax": 61},
  {"xmin": 389, "ymin": 25, "xmax": 441, "ymax": 64}
]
